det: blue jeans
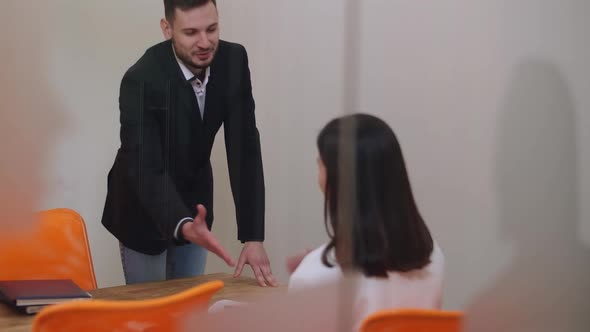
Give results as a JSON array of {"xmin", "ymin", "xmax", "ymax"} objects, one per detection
[{"xmin": 119, "ymin": 242, "xmax": 208, "ymax": 284}]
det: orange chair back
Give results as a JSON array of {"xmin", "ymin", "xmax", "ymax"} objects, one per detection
[
  {"xmin": 32, "ymin": 280, "xmax": 224, "ymax": 332},
  {"xmin": 0, "ymin": 208, "xmax": 97, "ymax": 290},
  {"xmin": 360, "ymin": 309, "xmax": 463, "ymax": 332}
]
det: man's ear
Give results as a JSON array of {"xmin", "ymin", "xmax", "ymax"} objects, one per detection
[{"xmin": 160, "ymin": 18, "xmax": 172, "ymax": 40}]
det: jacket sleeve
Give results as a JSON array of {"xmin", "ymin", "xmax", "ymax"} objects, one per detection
[
  {"xmin": 223, "ymin": 45, "xmax": 265, "ymax": 242},
  {"xmin": 117, "ymin": 72, "xmax": 193, "ymax": 242}
]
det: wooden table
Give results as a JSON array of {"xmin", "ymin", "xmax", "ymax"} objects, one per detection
[{"xmin": 0, "ymin": 273, "xmax": 286, "ymax": 332}]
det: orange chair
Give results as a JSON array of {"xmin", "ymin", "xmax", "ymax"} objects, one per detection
[
  {"xmin": 359, "ymin": 309, "xmax": 463, "ymax": 332},
  {"xmin": 0, "ymin": 208, "xmax": 97, "ymax": 290},
  {"xmin": 32, "ymin": 280, "xmax": 224, "ymax": 332}
]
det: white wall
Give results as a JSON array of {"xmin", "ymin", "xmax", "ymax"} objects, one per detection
[
  {"xmin": 1, "ymin": 0, "xmax": 588, "ymax": 317},
  {"xmin": 1, "ymin": 0, "xmax": 166, "ymax": 287},
  {"xmin": 355, "ymin": 0, "xmax": 590, "ymax": 313},
  {"xmin": 203, "ymin": 0, "xmax": 348, "ymax": 280}
]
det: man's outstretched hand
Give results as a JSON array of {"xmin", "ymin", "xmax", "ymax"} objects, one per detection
[{"xmin": 182, "ymin": 204, "xmax": 236, "ymax": 267}]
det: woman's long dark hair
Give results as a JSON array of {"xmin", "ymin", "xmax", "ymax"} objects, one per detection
[{"xmin": 317, "ymin": 114, "xmax": 433, "ymax": 277}]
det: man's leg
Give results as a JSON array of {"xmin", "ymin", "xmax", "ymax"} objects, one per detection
[
  {"xmin": 166, "ymin": 243, "xmax": 208, "ymax": 279},
  {"xmin": 119, "ymin": 242, "xmax": 167, "ymax": 284}
]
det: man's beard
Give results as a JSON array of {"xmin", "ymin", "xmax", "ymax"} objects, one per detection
[{"xmin": 172, "ymin": 39, "xmax": 216, "ymax": 72}]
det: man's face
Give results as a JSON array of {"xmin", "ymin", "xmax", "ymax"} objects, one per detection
[{"xmin": 161, "ymin": 2, "xmax": 219, "ymax": 73}]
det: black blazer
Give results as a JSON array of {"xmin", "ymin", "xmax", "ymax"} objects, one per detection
[{"xmin": 102, "ymin": 40, "xmax": 265, "ymax": 255}]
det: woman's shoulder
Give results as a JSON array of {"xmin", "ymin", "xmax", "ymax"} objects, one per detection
[
  {"xmin": 288, "ymin": 243, "xmax": 340, "ymax": 292},
  {"xmin": 305, "ymin": 243, "xmax": 330, "ymax": 260},
  {"xmin": 296, "ymin": 243, "xmax": 333, "ymax": 274}
]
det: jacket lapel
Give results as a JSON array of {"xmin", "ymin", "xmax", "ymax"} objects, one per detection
[
  {"xmin": 156, "ymin": 40, "xmax": 204, "ymax": 128},
  {"xmin": 202, "ymin": 74, "xmax": 218, "ymax": 126}
]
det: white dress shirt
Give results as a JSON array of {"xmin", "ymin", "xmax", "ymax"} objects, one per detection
[{"xmin": 174, "ymin": 48, "xmax": 210, "ymax": 118}]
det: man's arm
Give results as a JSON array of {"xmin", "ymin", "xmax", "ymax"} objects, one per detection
[
  {"xmin": 223, "ymin": 45, "xmax": 265, "ymax": 243},
  {"xmin": 224, "ymin": 45, "xmax": 277, "ymax": 286},
  {"xmin": 118, "ymin": 72, "xmax": 193, "ymax": 241}
]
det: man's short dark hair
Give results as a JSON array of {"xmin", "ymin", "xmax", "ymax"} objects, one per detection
[{"xmin": 164, "ymin": 0, "xmax": 217, "ymax": 22}]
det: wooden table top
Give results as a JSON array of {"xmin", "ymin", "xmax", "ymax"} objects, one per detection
[{"xmin": 0, "ymin": 273, "xmax": 286, "ymax": 332}]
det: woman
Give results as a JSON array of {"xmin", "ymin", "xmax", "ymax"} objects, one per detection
[{"xmin": 288, "ymin": 113, "xmax": 444, "ymax": 323}]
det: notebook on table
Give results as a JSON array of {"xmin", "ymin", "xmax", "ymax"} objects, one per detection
[{"xmin": 0, "ymin": 279, "xmax": 92, "ymax": 314}]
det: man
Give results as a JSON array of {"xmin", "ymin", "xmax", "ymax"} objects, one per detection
[{"xmin": 102, "ymin": 0, "xmax": 276, "ymax": 287}]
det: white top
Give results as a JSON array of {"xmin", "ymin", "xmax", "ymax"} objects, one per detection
[{"xmin": 288, "ymin": 242, "xmax": 445, "ymax": 326}]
